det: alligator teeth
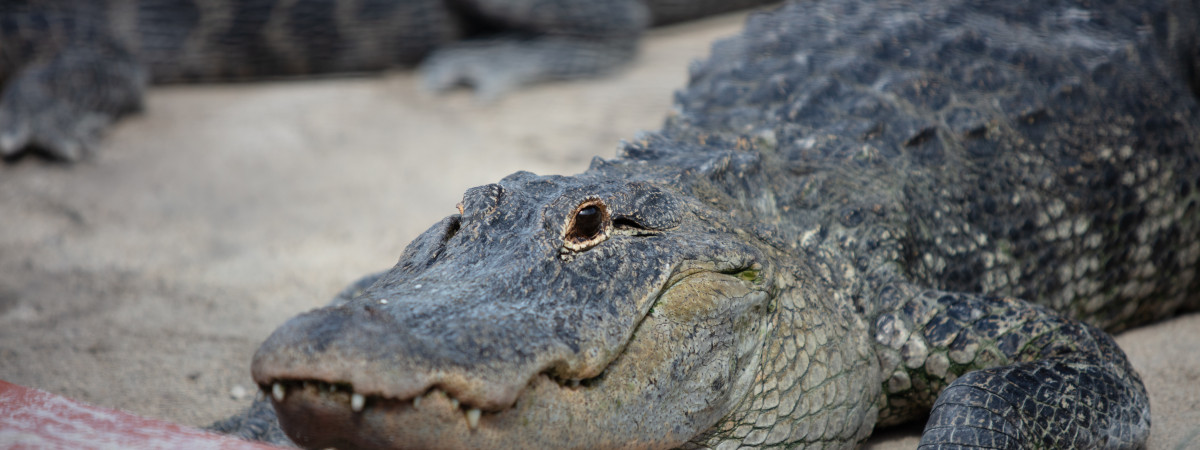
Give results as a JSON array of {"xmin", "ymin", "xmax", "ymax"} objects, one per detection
[
  {"xmin": 272, "ymin": 383, "xmax": 285, "ymax": 402},
  {"xmin": 450, "ymin": 398, "xmax": 460, "ymax": 410},
  {"xmin": 413, "ymin": 394, "xmax": 422, "ymax": 408},
  {"xmin": 351, "ymin": 393, "xmax": 365, "ymax": 412},
  {"xmin": 466, "ymin": 408, "xmax": 481, "ymax": 430},
  {"xmin": 570, "ymin": 379, "xmax": 581, "ymax": 388}
]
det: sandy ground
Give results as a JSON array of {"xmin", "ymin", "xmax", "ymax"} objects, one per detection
[{"xmin": 0, "ymin": 11, "xmax": 1197, "ymax": 449}]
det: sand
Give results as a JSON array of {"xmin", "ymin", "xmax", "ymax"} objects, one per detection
[{"xmin": 0, "ymin": 11, "xmax": 1196, "ymax": 449}]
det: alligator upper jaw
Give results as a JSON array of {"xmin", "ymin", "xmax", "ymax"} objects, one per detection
[
  {"xmin": 252, "ymin": 274, "xmax": 771, "ymax": 450},
  {"xmin": 247, "ymin": 292, "xmax": 669, "ymax": 449},
  {"xmin": 250, "ymin": 241, "xmax": 771, "ymax": 448}
]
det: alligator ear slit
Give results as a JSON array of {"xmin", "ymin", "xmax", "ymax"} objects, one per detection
[
  {"xmin": 562, "ymin": 199, "xmax": 609, "ymax": 251},
  {"xmin": 612, "ymin": 216, "xmax": 647, "ymax": 230}
]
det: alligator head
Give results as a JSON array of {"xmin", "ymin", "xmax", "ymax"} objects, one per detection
[{"xmin": 251, "ymin": 165, "xmax": 793, "ymax": 448}]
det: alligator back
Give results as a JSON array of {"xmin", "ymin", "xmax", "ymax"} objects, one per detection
[
  {"xmin": 137, "ymin": 0, "xmax": 460, "ymax": 82},
  {"xmin": 0, "ymin": 0, "xmax": 459, "ymax": 82},
  {"xmin": 646, "ymin": 0, "xmax": 784, "ymax": 25},
  {"xmin": 659, "ymin": 0, "xmax": 1200, "ymax": 331}
]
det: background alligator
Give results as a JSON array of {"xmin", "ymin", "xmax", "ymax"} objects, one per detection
[
  {"xmin": 0, "ymin": 0, "xmax": 776, "ymax": 160},
  {"xmin": 214, "ymin": 0, "xmax": 1200, "ymax": 447}
]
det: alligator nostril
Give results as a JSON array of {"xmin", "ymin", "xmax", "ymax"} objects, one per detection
[{"xmin": 443, "ymin": 214, "xmax": 461, "ymax": 242}]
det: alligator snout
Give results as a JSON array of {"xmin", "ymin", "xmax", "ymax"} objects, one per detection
[
  {"xmin": 252, "ymin": 271, "xmax": 644, "ymax": 448},
  {"xmin": 252, "ymin": 288, "xmax": 599, "ymax": 406}
]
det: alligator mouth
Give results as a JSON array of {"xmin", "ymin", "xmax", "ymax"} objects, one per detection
[
  {"xmin": 260, "ymin": 367, "xmax": 606, "ymax": 424},
  {"xmin": 258, "ymin": 368, "xmax": 613, "ymax": 449}
]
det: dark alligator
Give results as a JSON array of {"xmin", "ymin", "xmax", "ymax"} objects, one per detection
[
  {"xmin": 221, "ymin": 0, "xmax": 1200, "ymax": 447},
  {"xmin": 0, "ymin": 0, "xmax": 776, "ymax": 160}
]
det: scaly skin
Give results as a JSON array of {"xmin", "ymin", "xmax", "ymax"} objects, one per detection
[
  {"xmin": 0, "ymin": 0, "xmax": 777, "ymax": 159},
  {"xmin": 227, "ymin": 0, "xmax": 1200, "ymax": 447}
]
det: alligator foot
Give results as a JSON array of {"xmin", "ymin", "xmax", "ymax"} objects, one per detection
[
  {"xmin": 208, "ymin": 396, "xmax": 295, "ymax": 448},
  {"xmin": 874, "ymin": 285, "xmax": 1151, "ymax": 448},
  {"xmin": 419, "ymin": 37, "xmax": 638, "ymax": 101},
  {"xmin": 0, "ymin": 44, "xmax": 145, "ymax": 161}
]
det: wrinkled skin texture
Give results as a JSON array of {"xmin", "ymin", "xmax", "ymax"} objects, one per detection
[{"xmin": 225, "ymin": 0, "xmax": 1200, "ymax": 448}]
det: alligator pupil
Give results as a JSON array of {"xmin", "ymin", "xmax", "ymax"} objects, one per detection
[{"xmin": 573, "ymin": 206, "xmax": 602, "ymax": 239}]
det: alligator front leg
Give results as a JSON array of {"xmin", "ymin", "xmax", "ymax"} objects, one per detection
[
  {"xmin": 208, "ymin": 396, "xmax": 295, "ymax": 447},
  {"xmin": 872, "ymin": 284, "xmax": 1150, "ymax": 448},
  {"xmin": 419, "ymin": 0, "xmax": 647, "ymax": 99},
  {"xmin": 922, "ymin": 356, "xmax": 1148, "ymax": 448}
]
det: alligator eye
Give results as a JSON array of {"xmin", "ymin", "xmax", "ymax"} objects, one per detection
[{"xmin": 563, "ymin": 200, "xmax": 609, "ymax": 251}]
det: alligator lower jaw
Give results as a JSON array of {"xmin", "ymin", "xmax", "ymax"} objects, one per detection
[{"xmin": 261, "ymin": 373, "xmax": 615, "ymax": 449}]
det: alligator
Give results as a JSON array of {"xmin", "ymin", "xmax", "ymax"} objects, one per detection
[
  {"xmin": 0, "ymin": 0, "xmax": 776, "ymax": 161},
  {"xmin": 216, "ymin": 0, "xmax": 1200, "ymax": 447}
]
